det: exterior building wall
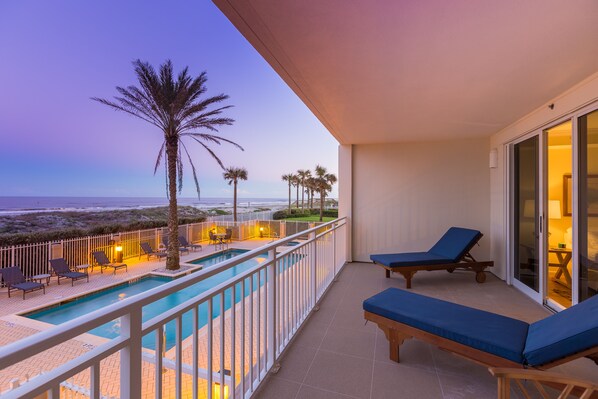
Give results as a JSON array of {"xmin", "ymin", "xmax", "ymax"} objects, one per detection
[
  {"xmin": 489, "ymin": 72, "xmax": 598, "ymax": 281},
  {"xmin": 350, "ymin": 138, "xmax": 491, "ymax": 265}
]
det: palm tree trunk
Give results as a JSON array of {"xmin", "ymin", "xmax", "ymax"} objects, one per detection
[
  {"xmin": 319, "ymin": 191, "xmax": 325, "ymax": 221},
  {"xmin": 166, "ymin": 142, "xmax": 180, "ymax": 270},
  {"xmin": 233, "ymin": 180, "xmax": 238, "ymax": 222},
  {"xmin": 301, "ymin": 184, "xmax": 304, "ymax": 210},
  {"xmin": 296, "ymin": 185, "xmax": 299, "ymax": 209},
  {"xmin": 288, "ymin": 182, "xmax": 291, "ymax": 214}
]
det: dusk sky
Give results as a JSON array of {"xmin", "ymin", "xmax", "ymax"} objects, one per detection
[{"xmin": 0, "ymin": 1, "xmax": 339, "ymax": 199}]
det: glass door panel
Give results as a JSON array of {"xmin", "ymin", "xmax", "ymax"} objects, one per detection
[
  {"xmin": 579, "ymin": 109, "xmax": 598, "ymax": 302},
  {"xmin": 514, "ymin": 136, "xmax": 540, "ymax": 292},
  {"xmin": 545, "ymin": 121, "xmax": 572, "ymax": 308}
]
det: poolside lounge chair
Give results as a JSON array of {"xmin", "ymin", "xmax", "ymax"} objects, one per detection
[
  {"xmin": 370, "ymin": 227, "xmax": 493, "ymax": 288},
  {"xmin": 140, "ymin": 242, "xmax": 167, "ymax": 261},
  {"xmin": 0, "ymin": 266, "xmax": 45, "ymax": 299},
  {"xmin": 178, "ymin": 236, "xmax": 202, "ymax": 252},
  {"xmin": 363, "ymin": 288, "xmax": 598, "ymax": 371},
  {"xmin": 49, "ymin": 258, "xmax": 89, "ymax": 286},
  {"xmin": 162, "ymin": 236, "xmax": 190, "ymax": 255},
  {"xmin": 91, "ymin": 251, "xmax": 127, "ymax": 274}
]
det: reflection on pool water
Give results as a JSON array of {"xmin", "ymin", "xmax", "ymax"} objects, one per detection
[{"xmin": 26, "ymin": 249, "xmax": 290, "ymax": 350}]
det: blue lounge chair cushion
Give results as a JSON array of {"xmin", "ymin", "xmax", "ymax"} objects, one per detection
[
  {"xmin": 363, "ymin": 288, "xmax": 529, "ymax": 363},
  {"xmin": 523, "ymin": 294, "xmax": 598, "ymax": 366},
  {"xmin": 60, "ymin": 271, "xmax": 86, "ymax": 279},
  {"xmin": 13, "ymin": 281, "xmax": 44, "ymax": 291},
  {"xmin": 370, "ymin": 252, "xmax": 452, "ymax": 267},
  {"xmin": 428, "ymin": 227, "xmax": 482, "ymax": 262}
]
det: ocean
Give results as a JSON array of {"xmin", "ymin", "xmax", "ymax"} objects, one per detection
[{"xmin": 0, "ymin": 196, "xmax": 287, "ymax": 215}]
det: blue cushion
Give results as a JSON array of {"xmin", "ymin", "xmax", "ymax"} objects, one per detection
[
  {"xmin": 13, "ymin": 281, "xmax": 43, "ymax": 291},
  {"xmin": 523, "ymin": 294, "xmax": 598, "ymax": 366},
  {"xmin": 428, "ymin": 227, "xmax": 482, "ymax": 262},
  {"xmin": 60, "ymin": 271, "xmax": 87, "ymax": 279},
  {"xmin": 370, "ymin": 252, "xmax": 452, "ymax": 267},
  {"xmin": 363, "ymin": 288, "xmax": 529, "ymax": 363}
]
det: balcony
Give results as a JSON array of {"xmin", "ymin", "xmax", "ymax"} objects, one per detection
[{"xmin": 1, "ymin": 218, "xmax": 597, "ymax": 398}]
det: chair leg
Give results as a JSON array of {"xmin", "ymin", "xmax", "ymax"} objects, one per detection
[
  {"xmin": 398, "ymin": 271, "xmax": 415, "ymax": 289},
  {"xmin": 385, "ymin": 269, "xmax": 391, "ymax": 278}
]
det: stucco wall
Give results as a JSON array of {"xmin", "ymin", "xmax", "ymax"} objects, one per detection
[{"xmin": 351, "ymin": 138, "xmax": 491, "ymax": 266}]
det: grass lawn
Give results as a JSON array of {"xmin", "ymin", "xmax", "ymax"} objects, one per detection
[{"xmin": 282, "ymin": 216, "xmax": 335, "ymax": 222}]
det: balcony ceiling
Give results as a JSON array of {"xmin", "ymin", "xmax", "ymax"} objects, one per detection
[{"xmin": 213, "ymin": 0, "xmax": 598, "ymax": 144}]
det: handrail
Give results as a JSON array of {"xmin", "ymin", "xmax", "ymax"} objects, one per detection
[
  {"xmin": 0, "ymin": 217, "xmax": 345, "ymax": 369},
  {"xmin": 0, "ymin": 217, "xmax": 347, "ymax": 398}
]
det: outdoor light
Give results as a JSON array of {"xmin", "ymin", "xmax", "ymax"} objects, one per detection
[
  {"xmin": 213, "ymin": 369, "xmax": 231, "ymax": 399},
  {"xmin": 489, "ymin": 148, "xmax": 498, "ymax": 169},
  {"xmin": 259, "ymin": 227, "xmax": 264, "ymax": 238},
  {"xmin": 115, "ymin": 244, "xmax": 123, "ymax": 263}
]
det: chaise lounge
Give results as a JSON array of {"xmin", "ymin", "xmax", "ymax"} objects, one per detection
[
  {"xmin": 0, "ymin": 266, "xmax": 45, "ymax": 299},
  {"xmin": 363, "ymin": 288, "xmax": 598, "ymax": 371},
  {"xmin": 140, "ymin": 242, "xmax": 167, "ymax": 261},
  {"xmin": 178, "ymin": 236, "xmax": 202, "ymax": 252},
  {"xmin": 49, "ymin": 258, "xmax": 89, "ymax": 286},
  {"xmin": 92, "ymin": 251, "xmax": 127, "ymax": 274},
  {"xmin": 370, "ymin": 226, "xmax": 493, "ymax": 288}
]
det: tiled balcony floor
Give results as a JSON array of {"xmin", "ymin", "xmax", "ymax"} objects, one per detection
[{"xmin": 255, "ymin": 262, "xmax": 598, "ymax": 399}]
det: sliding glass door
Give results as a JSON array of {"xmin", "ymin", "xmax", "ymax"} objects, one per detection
[
  {"xmin": 513, "ymin": 136, "xmax": 541, "ymax": 297},
  {"xmin": 579, "ymin": 109, "xmax": 598, "ymax": 303}
]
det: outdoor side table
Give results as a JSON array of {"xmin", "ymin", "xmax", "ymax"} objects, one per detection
[{"xmin": 31, "ymin": 273, "xmax": 51, "ymax": 286}]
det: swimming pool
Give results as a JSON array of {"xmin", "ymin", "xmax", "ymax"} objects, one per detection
[{"xmin": 26, "ymin": 249, "xmax": 272, "ymax": 350}]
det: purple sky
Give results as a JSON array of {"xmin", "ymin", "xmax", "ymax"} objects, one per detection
[{"xmin": 0, "ymin": 1, "xmax": 338, "ymax": 199}]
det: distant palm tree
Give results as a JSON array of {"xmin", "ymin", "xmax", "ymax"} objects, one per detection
[
  {"xmin": 93, "ymin": 59, "xmax": 242, "ymax": 270},
  {"xmin": 223, "ymin": 167, "xmax": 248, "ymax": 222},
  {"xmin": 297, "ymin": 169, "xmax": 311, "ymax": 210},
  {"xmin": 291, "ymin": 174, "xmax": 300, "ymax": 209},
  {"xmin": 314, "ymin": 165, "xmax": 337, "ymax": 221},
  {"xmin": 281, "ymin": 173, "xmax": 294, "ymax": 214},
  {"xmin": 305, "ymin": 176, "xmax": 317, "ymax": 209}
]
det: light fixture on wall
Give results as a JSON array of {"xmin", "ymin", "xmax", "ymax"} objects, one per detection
[{"xmin": 489, "ymin": 148, "xmax": 498, "ymax": 169}]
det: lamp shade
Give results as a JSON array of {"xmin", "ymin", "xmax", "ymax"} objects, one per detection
[{"xmin": 548, "ymin": 200, "xmax": 562, "ymax": 220}]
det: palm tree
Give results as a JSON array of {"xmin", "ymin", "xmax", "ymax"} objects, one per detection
[
  {"xmin": 296, "ymin": 169, "xmax": 311, "ymax": 210},
  {"xmin": 281, "ymin": 173, "xmax": 294, "ymax": 215},
  {"xmin": 305, "ymin": 176, "xmax": 317, "ymax": 209},
  {"xmin": 314, "ymin": 165, "xmax": 337, "ymax": 221},
  {"xmin": 93, "ymin": 59, "xmax": 242, "ymax": 270},
  {"xmin": 291, "ymin": 174, "xmax": 300, "ymax": 209},
  {"xmin": 223, "ymin": 167, "xmax": 248, "ymax": 222}
]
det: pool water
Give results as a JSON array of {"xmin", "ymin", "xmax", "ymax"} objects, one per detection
[
  {"xmin": 286, "ymin": 241, "xmax": 301, "ymax": 246},
  {"xmin": 26, "ymin": 249, "xmax": 276, "ymax": 350}
]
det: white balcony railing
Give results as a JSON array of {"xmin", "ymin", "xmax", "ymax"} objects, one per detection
[{"xmin": 0, "ymin": 217, "xmax": 348, "ymax": 399}]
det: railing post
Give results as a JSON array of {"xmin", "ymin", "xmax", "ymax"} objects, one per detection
[
  {"xmin": 309, "ymin": 230, "xmax": 318, "ymax": 309},
  {"xmin": 332, "ymin": 224, "xmax": 337, "ymax": 280},
  {"xmin": 120, "ymin": 309, "xmax": 142, "ymax": 399},
  {"xmin": 266, "ymin": 249, "xmax": 277, "ymax": 369}
]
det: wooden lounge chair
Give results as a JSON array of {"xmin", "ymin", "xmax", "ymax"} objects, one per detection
[
  {"xmin": 0, "ymin": 266, "xmax": 45, "ymax": 299},
  {"xmin": 91, "ymin": 251, "xmax": 127, "ymax": 274},
  {"xmin": 49, "ymin": 258, "xmax": 89, "ymax": 286},
  {"xmin": 178, "ymin": 236, "xmax": 202, "ymax": 252},
  {"xmin": 140, "ymin": 242, "xmax": 167, "ymax": 261},
  {"xmin": 370, "ymin": 227, "xmax": 493, "ymax": 288},
  {"xmin": 363, "ymin": 288, "xmax": 598, "ymax": 373}
]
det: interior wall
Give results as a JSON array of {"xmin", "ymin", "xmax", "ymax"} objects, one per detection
[
  {"xmin": 490, "ymin": 71, "xmax": 598, "ymax": 281},
  {"xmin": 351, "ymin": 138, "xmax": 491, "ymax": 264}
]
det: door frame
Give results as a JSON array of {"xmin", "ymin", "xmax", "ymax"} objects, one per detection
[{"xmin": 507, "ymin": 131, "xmax": 545, "ymax": 303}]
